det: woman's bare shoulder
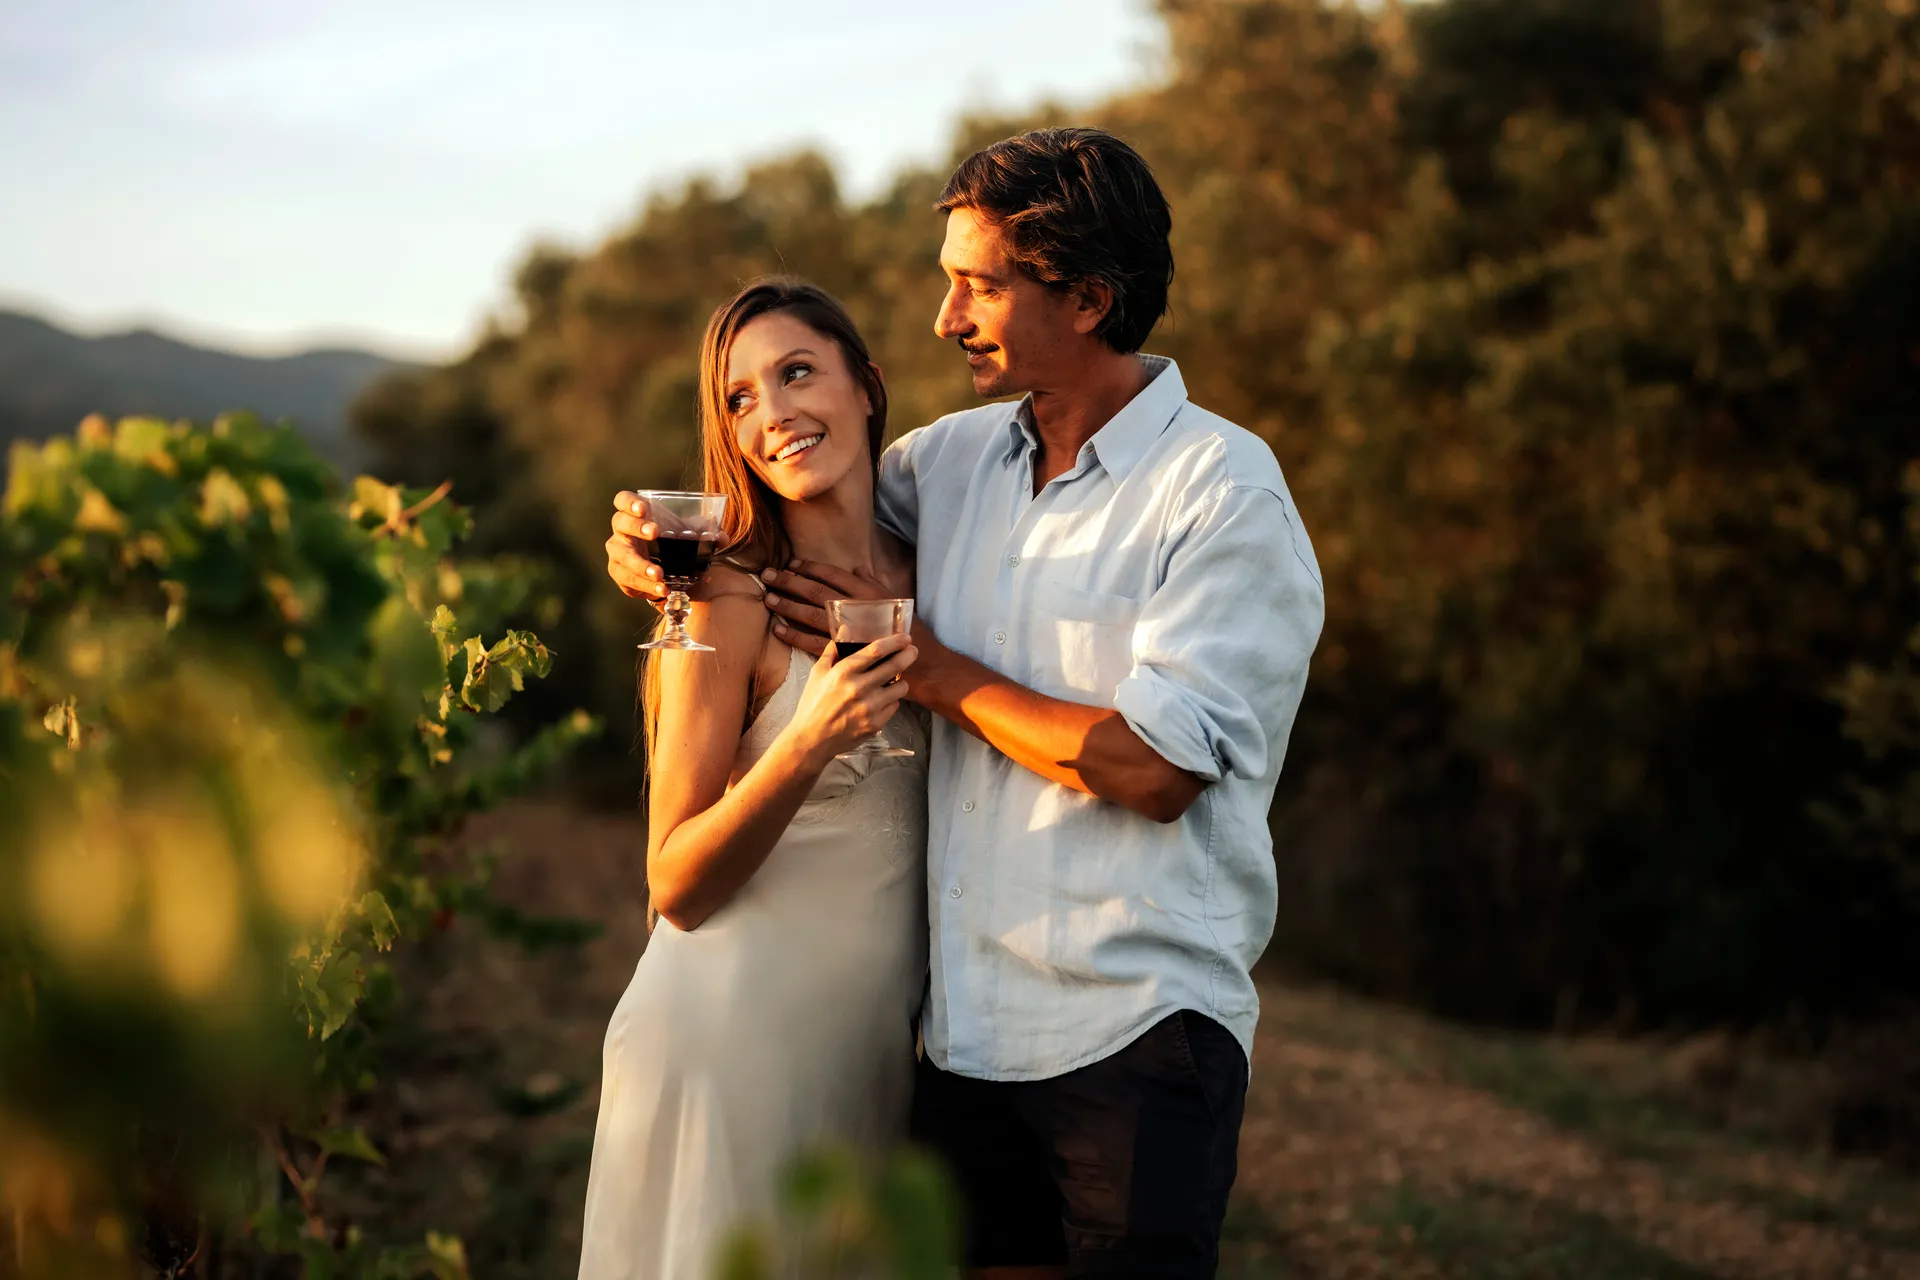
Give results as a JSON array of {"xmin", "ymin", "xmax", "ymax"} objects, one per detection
[
  {"xmin": 679, "ymin": 573, "xmax": 769, "ymax": 656},
  {"xmin": 704, "ymin": 562, "xmax": 767, "ymax": 602},
  {"xmin": 677, "ymin": 566, "xmax": 790, "ymax": 708}
]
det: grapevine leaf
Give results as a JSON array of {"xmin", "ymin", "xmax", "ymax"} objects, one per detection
[
  {"xmin": 199, "ymin": 468, "xmax": 252, "ymax": 527},
  {"xmin": 370, "ymin": 596, "xmax": 444, "ymax": 714},
  {"xmin": 503, "ymin": 629, "xmax": 553, "ymax": 681},
  {"xmin": 417, "ymin": 716, "xmax": 452, "ymax": 765},
  {"xmin": 41, "ymin": 697, "xmax": 79, "ymax": 748},
  {"xmin": 782, "ymin": 1146, "xmax": 860, "ymax": 1215},
  {"xmin": 349, "ymin": 476, "xmax": 402, "ymax": 527},
  {"xmin": 112, "ymin": 417, "xmax": 178, "ymax": 473},
  {"xmin": 358, "ymin": 891, "xmax": 399, "ymax": 949},
  {"xmin": 872, "ymin": 1150, "xmax": 960, "ymax": 1279},
  {"xmin": 713, "ymin": 1230, "xmax": 774, "ymax": 1280},
  {"xmin": 248, "ymin": 1201, "xmax": 308, "ymax": 1253},
  {"xmin": 425, "ymin": 1232, "xmax": 471, "ymax": 1280},
  {"xmin": 300, "ymin": 949, "xmax": 365, "ymax": 1040},
  {"xmin": 309, "ymin": 1125, "xmax": 387, "ymax": 1167},
  {"xmin": 459, "ymin": 631, "xmax": 550, "ymax": 712},
  {"xmin": 73, "ymin": 486, "xmax": 127, "ymax": 535},
  {"xmin": 458, "ymin": 635, "xmax": 488, "ymax": 710},
  {"xmin": 409, "ymin": 493, "xmax": 472, "ymax": 555}
]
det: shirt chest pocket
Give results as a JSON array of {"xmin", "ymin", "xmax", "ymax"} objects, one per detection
[{"xmin": 1031, "ymin": 580, "xmax": 1140, "ymax": 703}]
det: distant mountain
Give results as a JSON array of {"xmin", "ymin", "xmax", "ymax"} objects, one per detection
[{"xmin": 0, "ymin": 309, "xmax": 420, "ymax": 473}]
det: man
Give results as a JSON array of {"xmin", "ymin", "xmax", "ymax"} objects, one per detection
[{"xmin": 606, "ymin": 127, "xmax": 1322, "ymax": 1278}]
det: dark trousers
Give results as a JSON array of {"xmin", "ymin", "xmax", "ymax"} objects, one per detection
[{"xmin": 910, "ymin": 1010, "xmax": 1248, "ymax": 1277}]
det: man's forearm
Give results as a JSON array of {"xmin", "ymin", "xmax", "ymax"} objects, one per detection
[{"xmin": 913, "ymin": 635, "xmax": 1204, "ymax": 823}]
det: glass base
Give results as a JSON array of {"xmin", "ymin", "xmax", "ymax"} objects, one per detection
[
  {"xmin": 638, "ymin": 634, "xmax": 714, "ymax": 652},
  {"xmin": 641, "ymin": 582, "xmax": 709, "ymax": 651},
  {"xmin": 836, "ymin": 743, "xmax": 915, "ymax": 760}
]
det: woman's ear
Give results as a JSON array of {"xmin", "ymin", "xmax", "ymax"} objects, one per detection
[{"xmin": 864, "ymin": 360, "xmax": 885, "ymax": 415}]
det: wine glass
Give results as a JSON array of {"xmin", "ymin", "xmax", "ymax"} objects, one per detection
[
  {"xmin": 826, "ymin": 597, "xmax": 916, "ymax": 759},
  {"xmin": 636, "ymin": 491, "xmax": 728, "ymax": 652}
]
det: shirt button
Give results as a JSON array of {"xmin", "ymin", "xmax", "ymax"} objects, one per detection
[
  {"xmin": 949, "ymin": 886, "xmax": 963, "ymax": 899},
  {"xmin": 994, "ymin": 631, "xmax": 1007, "ymax": 644},
  {"xmin": 962, "ymin": 800, "xmax": 975, "ymax": 812},
  {"xmin": 1007, "ymin": 554, "xmax": 1020, "ymax": 566}
]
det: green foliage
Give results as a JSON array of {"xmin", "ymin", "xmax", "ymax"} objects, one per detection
[
  {"xmin": 1293, "ymin": 0, "xmax": 1920, "ymax": 1025},
  {"xmin": 0, "ymin": 413, "xmax": 598, "ymax": 1275},
  {"xmin": 1822, "ymin": 464, "xmax": 1920, "ymax": 931},
  {"xmin": 712, "ymin": 1146, "xmax": 957, "ymax": 1280}
]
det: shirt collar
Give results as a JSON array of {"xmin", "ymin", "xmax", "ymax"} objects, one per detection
[{"xmin": 1002, "ymin": 355, "xmax": 1187, "ymax": 483}]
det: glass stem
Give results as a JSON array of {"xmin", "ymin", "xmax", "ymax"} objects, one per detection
[{"xmin": 664, "ymin": 586, "xmax": 691, "ymax": 638}]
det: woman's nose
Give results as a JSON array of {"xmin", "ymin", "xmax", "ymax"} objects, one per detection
[{"xmin": 761, "ymin": 386, "xmax": 797, "ymax": 429}]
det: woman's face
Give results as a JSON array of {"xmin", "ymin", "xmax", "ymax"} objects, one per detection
[{"xmin": 724, "ymin": 311, "xmax": 873, "ymax": 504}]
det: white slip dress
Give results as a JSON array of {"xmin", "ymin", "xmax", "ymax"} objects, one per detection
[{"xmin": 577, "ymin": 646, "xmax": 929, "ymax": 1280}]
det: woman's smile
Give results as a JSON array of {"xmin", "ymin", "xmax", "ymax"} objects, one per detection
[{"xmin": 772, "ymin": 433, "xmax": 824, "ymax": 463}]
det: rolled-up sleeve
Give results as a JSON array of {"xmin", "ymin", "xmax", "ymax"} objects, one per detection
[
  {"xmin": 1113, "ymin": 484, "xmax": 1324, "ymax": 784},
  {"xmin": 875, "ymin": 429, "xmax": 924, "ymax": 546}
]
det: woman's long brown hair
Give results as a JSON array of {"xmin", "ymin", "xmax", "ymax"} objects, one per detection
[{"xmin": 639, "ymin": 277, "xmax": 889, "ymax": 768}]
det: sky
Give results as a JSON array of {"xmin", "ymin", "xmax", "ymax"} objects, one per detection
[{"xmin": 0, "ymin": 0, "xmax": 1162, "ymax": 360}]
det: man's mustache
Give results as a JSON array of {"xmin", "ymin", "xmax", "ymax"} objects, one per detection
[{"xmin": 959, "ymin": 339, "xmax": 998, "ymax": 356}]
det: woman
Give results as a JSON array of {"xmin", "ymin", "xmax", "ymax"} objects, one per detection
[{"xmin": 577, "ymin": 279, "xmax": 927, "ymax": 1278}]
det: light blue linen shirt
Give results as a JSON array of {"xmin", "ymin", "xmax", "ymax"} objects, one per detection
[{"xmin": 876, "ymin": 355, "xmax": 1324, "ymax": 1081}]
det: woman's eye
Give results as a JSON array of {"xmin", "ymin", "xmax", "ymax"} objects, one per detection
[
  {"xmin": 783, "ymin": 362, "xmax": 813, "ymax": 384},
  {"xmin": 726, "ymin": 391, "xmax": 750, "ymax": 414}
]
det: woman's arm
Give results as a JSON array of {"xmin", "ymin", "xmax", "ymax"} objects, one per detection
[
  {"xmin": 759, "ymin": 561, "xmax": 1201, "ymax": 823},
  {"xmin": 647, "ymin": 593, "xmax": 917, "ymax": 931}
]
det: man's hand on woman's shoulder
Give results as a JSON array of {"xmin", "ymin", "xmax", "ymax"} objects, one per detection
[{"xmin": 757, "ymin": 560, "xmax": 896, "ymax": 657}]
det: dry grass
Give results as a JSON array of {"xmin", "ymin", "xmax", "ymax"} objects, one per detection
[{"xmin": 330, "ymin": 799, "xmax": 1920, "ymax": 1279}]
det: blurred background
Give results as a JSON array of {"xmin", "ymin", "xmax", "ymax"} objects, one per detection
[{"xmin": 4, "ymin": 1, "xmax": 1918, "ymax": 1277}]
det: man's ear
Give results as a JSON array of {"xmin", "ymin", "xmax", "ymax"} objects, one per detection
[{"xmin": 1071, "ymin": 280, "xmax": 1115, "ymax": 336}]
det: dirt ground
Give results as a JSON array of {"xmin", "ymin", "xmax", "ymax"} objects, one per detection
[{"xmin": 334, "ymin": 799, "xmax": 1920, "ymax": 1279}]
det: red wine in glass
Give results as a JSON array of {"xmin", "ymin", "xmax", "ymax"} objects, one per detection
[
  {"xmin": 635, "ymin": 491, "xmax": 729, "ymax": 653},
  {"xmin": 824, "ymin": 598, "xmax": 915, "ymax": 759},
  {"xmin": 832, "ymin": 638, "xmax": 875, "ymax": 667},
  {"xmin": 643, "ymin": 533, "xmax": 717, "ymax": 582}
]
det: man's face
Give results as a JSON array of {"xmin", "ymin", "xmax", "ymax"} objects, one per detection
[{"xmin": 934, "ymin": 205, "xmax": 1085, "ymax": 399}]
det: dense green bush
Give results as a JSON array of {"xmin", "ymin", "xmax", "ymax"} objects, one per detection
[
  {"xmin": 1290, "ymin": 0, "xmax": 1920, "ymax": 1027},
  {"xmin": 0, "ymin": 414, "xmax": 596, "ymax": 1275}
]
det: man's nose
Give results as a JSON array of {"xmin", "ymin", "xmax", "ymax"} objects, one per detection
[{"xmin": 934, "ymin": 285, "xmax": 970, "ymax": 340}]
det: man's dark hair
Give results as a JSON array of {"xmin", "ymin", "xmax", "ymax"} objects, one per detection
[{"xmin": 937, "ymin": 126, "xmax": 1173, "ymax": 354}]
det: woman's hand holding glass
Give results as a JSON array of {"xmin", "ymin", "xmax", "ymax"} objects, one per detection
[
  {"xmin": 633, "ymin": 491, "xmax": 728, "ymax": 652},
  {"xmin": 607, "ymin": 491, "xmax": 671, "ymax": 602},
  {"xmin": 785, "ymin": 632, "xmax": 918, "ymax": 768},
  {"xmin": 825, "ymin": 598, "xmax": 916, "ymax": 758}
]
